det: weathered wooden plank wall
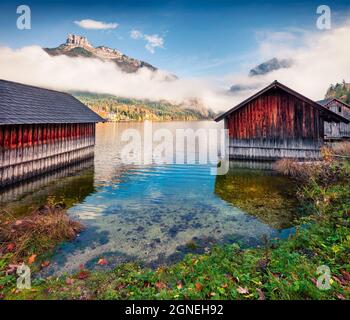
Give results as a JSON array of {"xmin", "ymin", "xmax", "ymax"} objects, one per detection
[
  {"xmin": 225, "ymin": 88, "xmax": 323, "ymax": 160},
  {"xmin": 0, "ymin": 123, "xmax": 96, "ymax": 187},
  {"xmin": 324, "ymin": 101, "xmax": 350, "ymax": 139}
]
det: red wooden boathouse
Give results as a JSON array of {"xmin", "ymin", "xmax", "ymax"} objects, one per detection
[
  {"xmin": 215, "ymin": 81, "xmax": 349, "ymax": 160},
  {"xmin": 0, "ymin": 79, "xmax": 104, "ymax": 187}
]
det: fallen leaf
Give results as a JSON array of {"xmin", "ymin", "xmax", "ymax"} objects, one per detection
[
  {"xmin": 225, "ymin": 274, "xmax": 233, "ymax": 281},
  {"xmin": 11, "ymin": 288, "xmax": 20, "ymax": 294},
  {"xmin": 116, "ymin": 284, "xmax": 126, "ymax": 290},
  {"xmin": 5, "ymin": 264, "xmax": 20, "ymax": 275},
  {"xmin": 272, "ymin": 273, "xmax": 280, "ymax": 280},
  {"xmin": 256, "ymin": 288, "xmax": 265, "ymax": 300},
  {"xmin": 97, "ymin": 258, "xmax": 108, "ymax": 266},
  {"xmin": 6, "ymin": 243, "xmax": 15, "ymax": 252},
  {"xmin": 195, "ymin": 283, "xmax": 203, "ymax": 291},
  {"xmin": 225, "ymin": 274, "xmax": 238, "ymax": 283},
  {"xmin": 221, "ymin": 283, "xmax": 228, "ymax": 289},
  {"xmin": 28, "ymin": 254, "xmax": 37, "ymax": 264},
  {"xmin": 76, "ymin": 270, "xmax": 89, "ymax": 280},
  {"xmin": 237, "ymin": 286, "xmax": 249, "ymax": 294},
  {"xmin": 65, "ymin": 278, "xmax": 74, "ymax": 285},
  {"xmin": 341, "ymin": 270, "xmax": 350, "ymax": 282},
  {"xmin": 336, "ymin": 293, "xmax": 345, "ymax": 300},
  {"xmin": 155, "ymin": 282, "xmax": 166, "ymax": 290},
  {"xmin": 333, "ymin": 275, "xmax": 347, "ymax": 286},
  {"xmin": 177, "ymin": 282, "xmax": 183, "ymax": 289},
  {"xmin": 41, "ymin": 261, "xmax": 50, "ymax": 268}
]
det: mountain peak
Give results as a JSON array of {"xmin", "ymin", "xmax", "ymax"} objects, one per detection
[
  {"xmin": 66, "ymin": 34, "xmax": 93, "ymax": 48},
  {"xmin": 44, "ymin": 34, "xmax": 159, "ymax": 74},
  {"xmin": 249, "ymin": 57, "xmax": 293, "ymax": 77}
]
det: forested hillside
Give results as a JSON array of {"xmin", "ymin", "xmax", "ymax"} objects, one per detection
[
  {"xmin": 325, "ymin": 81, "xmax": 350, "ymax": 104},
  {"xmin": 73, "ymin": 92, "xmax": 215, "ymax": 121}
]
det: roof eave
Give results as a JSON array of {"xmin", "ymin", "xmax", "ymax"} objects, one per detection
[
  {"xmin": 214, "ymin": 113, "xmax": 225, "ymax": 122},
  {"xmin": 320, "ymin": 111, "xmax": 350, "ymax": 124}
]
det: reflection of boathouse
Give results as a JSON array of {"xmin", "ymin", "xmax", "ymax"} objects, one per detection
[
  {"xmin": 0, "ymin": 159, "xmax": 95, "ymax": 213},
  {"xmin": 214, "ymin": 164, "xmax": 298, "ymax": 229},
  {"xmin": 215, "ymin": 81, "xmax": 349, "ymax": 160},
  {"xmin": 0, "ymin": 79, "xmax": 104, "ymax": 187}
]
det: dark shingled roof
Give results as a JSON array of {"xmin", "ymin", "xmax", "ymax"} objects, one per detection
[
  {"xmin": 0, "ymin": 79, "xmax": 105, "ymax": 125},
  {"xmin": 215, "ymin": 81, "xmax": 349, "ymax": 124}
]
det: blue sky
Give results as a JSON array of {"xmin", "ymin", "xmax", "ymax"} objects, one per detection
[{"xmin": 0, "ymin": 0, "xmax": 349, "ymax": 77}]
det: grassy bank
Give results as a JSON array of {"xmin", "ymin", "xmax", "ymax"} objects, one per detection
[{"xmin": 1, "ymin": 159, "xmax": 350, "ymax": 300}]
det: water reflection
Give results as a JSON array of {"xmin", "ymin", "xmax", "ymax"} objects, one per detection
[
  {"xmin": 0, "ymin": 159, "xmax": 95, "ymax": 217},
  {"xmin": 215, "ymin": 162, "xmax": 299, "ymax": 229}
]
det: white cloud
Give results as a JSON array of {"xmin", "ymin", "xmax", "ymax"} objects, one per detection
[
  {"xmin": 144, "ymin": 34, "xmax": 164, "ymax": 53},
  {"xmin": 130, "ymin": 30, "xmax": 164, "ymax": 53},
  {"xmin": 130, "ymin": 30, "xmax": 143, "ymax": 40},
  {"xmin": 74, "ymin": 19, "xmax": 119, "ymax": 30}
]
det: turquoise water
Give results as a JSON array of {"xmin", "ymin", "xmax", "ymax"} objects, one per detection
[{"xmin": 0, "ymin": 122, "xmax": 299, "ymax": 275}]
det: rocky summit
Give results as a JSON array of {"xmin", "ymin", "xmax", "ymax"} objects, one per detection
[{"xmin": 44, "ymin": 34, "xmax": 159, "ymax": 74}]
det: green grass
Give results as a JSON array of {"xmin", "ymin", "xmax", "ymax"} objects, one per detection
[{"xmin": 1, "ymin": 161, "xmax": 350, "ymax": 300}]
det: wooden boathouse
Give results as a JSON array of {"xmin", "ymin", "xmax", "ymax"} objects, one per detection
[
  {"xmin": 0, "ymin": 79, "xmax": 104, "ymax": 187},
  {"xmin": 317, "ymin": 98, "xmax": 350, "ymax": 140},
  {"xmin": 215, "ymin": 81, "xmax": 349, "ymax": 160}
]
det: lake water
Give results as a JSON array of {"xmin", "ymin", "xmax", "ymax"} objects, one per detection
[{"xmin": 0, "ymin": 122, "xmax": 300, "ymax": 275}]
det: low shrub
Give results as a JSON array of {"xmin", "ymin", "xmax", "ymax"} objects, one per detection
[
  {"xmin": 274, "ymin": 159, "xmax": 350, "ymax": 187},
  {"xmin": 331, "ymin": 141, "xmax": 350, "ymax": 157},
  {"xmin": 0, "ymin": 205, "xmax": 84, "ymax": 263}
]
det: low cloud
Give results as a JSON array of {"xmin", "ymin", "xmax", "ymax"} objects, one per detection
[
  {"xmin": 74, "ymin": 19, "xmax": 119, "ymax": 30},
  {"xmin": 130, "ymin": 30, "xmax": 164, "ymax": 53},
  {"xmin": 0, "ymin": 45, "xmax": 231, "ymax": 111}
]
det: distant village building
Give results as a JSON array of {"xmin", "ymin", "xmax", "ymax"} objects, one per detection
[
  {"xmin": 0, "ymin": 79, "xmax": 104, "ymax": 187},
  {"xmin": 317, "ymin": 98, "xmax": 350, "ymax": 140},
  {"xmin": 215, "ymin": 81, "xmax": 349, "ymax": 160}
]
